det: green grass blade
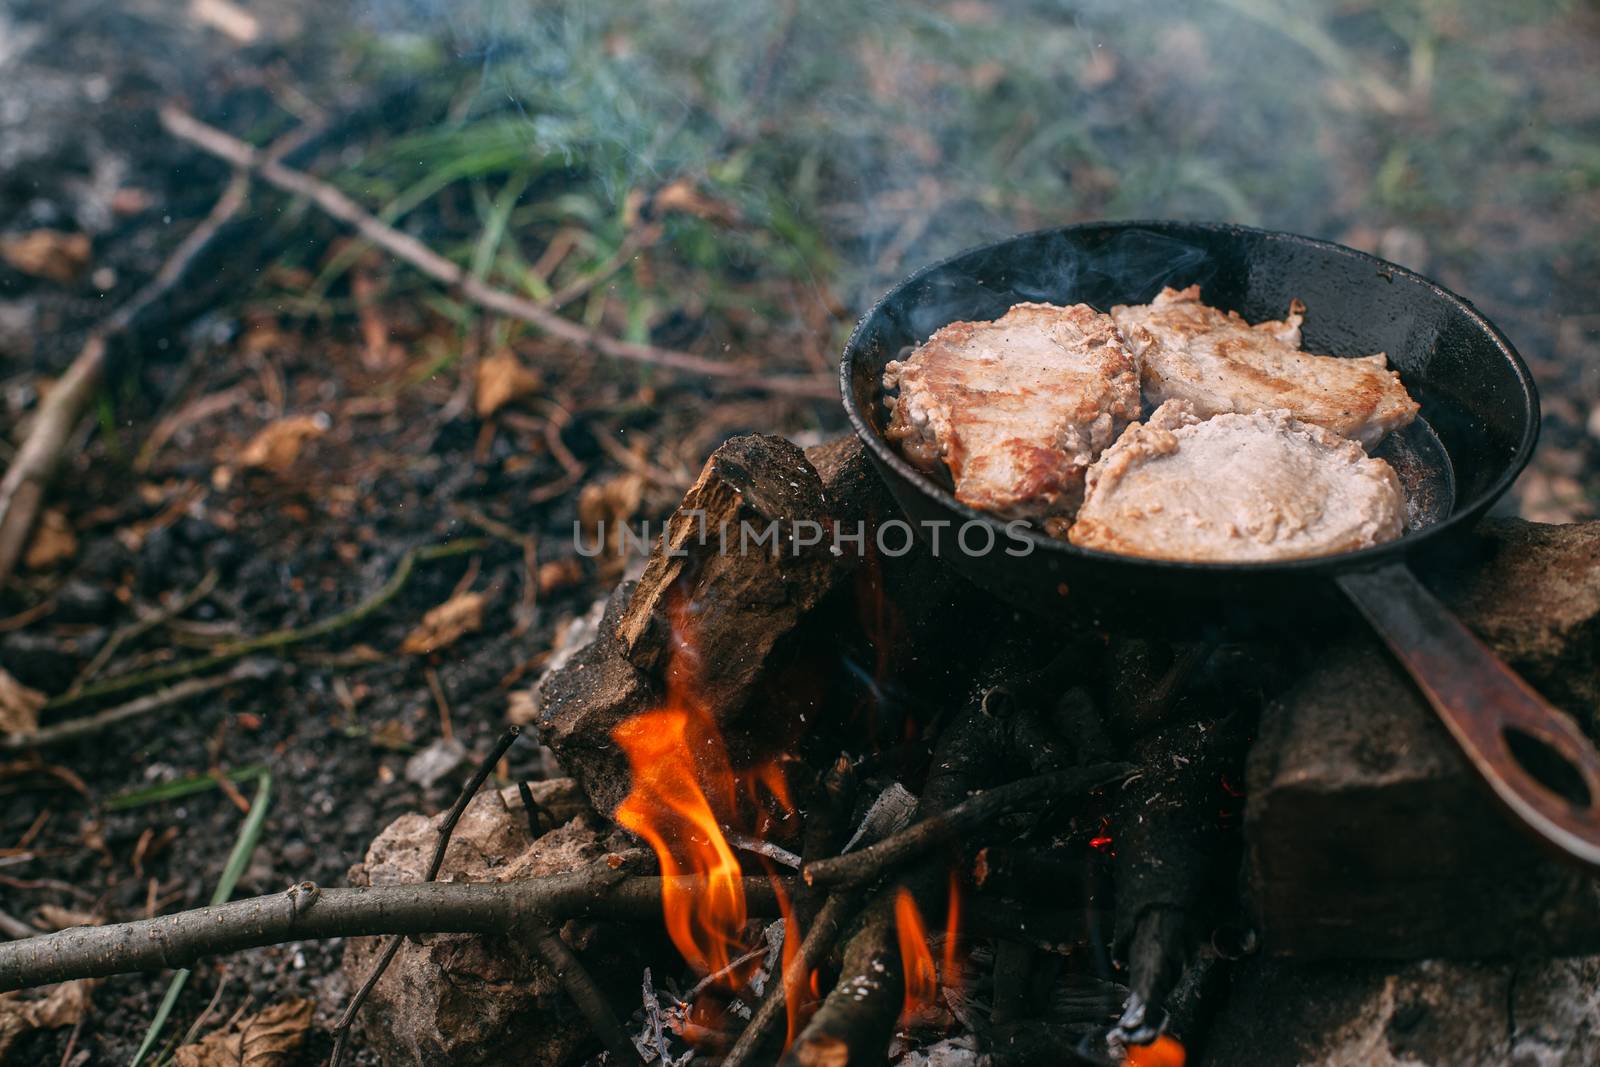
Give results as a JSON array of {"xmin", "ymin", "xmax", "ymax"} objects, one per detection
[{"xmin": 106, "ymin": 764, "xmax": 267, "ymax": 812}]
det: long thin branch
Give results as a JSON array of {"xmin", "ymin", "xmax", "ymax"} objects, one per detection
[
  {"xmin": 0, "ymin": 875, "xmax": 794, "ymax": 993},
  {"xmin": 158, "ymin": 107, "xmax": 834, "ymax": 400},
  {"xmin": 722, "ymin": 890, "xmax": 861, "ymax": 1067},
  {"xmin": 531, "ymin": 924, "xmax": 643, "ymax": 1065},
  {"xmin": 801, "ymin": 763, "xmax": 1134, "ymax": 889}
]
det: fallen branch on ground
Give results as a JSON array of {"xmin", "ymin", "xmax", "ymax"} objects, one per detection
[
  {"xmin": 158, "ymin": 107, "xmax": 835, "ymax": 400},
  {"xmin": 0, "ymin": 121, "xmax": 324, "ymax": 590},
  {"xmin": 46, "ymin": 538, "xmax": 484, "ymax": 711},
  {"xmin": 4, "ymin": 659, "xmax": 276, "ymax": 751},
  {"xmin": 0, "ymin": 182, "xmax": 247, "ymax": 587},
  {"xmin": 801, "ymin": 762, "xmax": 1135, "ymax": 889},
  {"xmin": 0, "ymin": 874, "xmax": 795, "ymax": 993}
]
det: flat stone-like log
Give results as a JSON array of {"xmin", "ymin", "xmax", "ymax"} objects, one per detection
[
  {"xmin": 1206, "ymin": 955, "xmax": 1600, "ymax": 1066},
  {"xmin": 1246, "ymin": 519, "xmax": 1600, "ymax": 959}
]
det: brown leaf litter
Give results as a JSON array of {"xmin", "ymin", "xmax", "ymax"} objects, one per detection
[
  {"xmin": 400, "ymin": 591, "xmax": 486, "ymax": 655},
  {"xmin": 171, "ymin": 998, "xmax": 313, "ymax": 1067}
]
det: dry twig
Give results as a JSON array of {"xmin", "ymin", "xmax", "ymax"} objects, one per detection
[
  {"xmin": 158, "ymin": 108, "xmax": 834, "ymax": 399},
  {"xmin": 0, "ymin": 874, "xmax": 795, "ymax": 993},
  {"xmin": 0, "ymin": 181, "xmax": 247, "ymax": 587},
  {"xmin": 801, "ymin": 763, "xmax": 1134, "ymax": 889}
]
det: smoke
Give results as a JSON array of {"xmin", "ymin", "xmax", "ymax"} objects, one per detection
[{"xmin": 350, "ymin": 0, "xmax": 1597, "ymax": 378}]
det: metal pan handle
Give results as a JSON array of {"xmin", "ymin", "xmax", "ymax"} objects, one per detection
[{"xmin": 1336, "ymin": 561, "xmax": 1600, "ymax": 869}]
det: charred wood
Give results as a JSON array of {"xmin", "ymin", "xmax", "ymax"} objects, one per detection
[
  {"xmin": 1112, "ymin": 708, "xmax": 1252, "ymax": 1045},
  {"xmin": 802, "ymin": 764, "xmax": 1131, "ymax": 890}
]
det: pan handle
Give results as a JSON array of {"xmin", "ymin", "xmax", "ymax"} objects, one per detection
[{"xmin": 1336, "ymin": 561, "xmax": 1600, "ymax": 869}]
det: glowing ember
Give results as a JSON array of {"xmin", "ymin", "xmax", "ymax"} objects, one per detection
[
  {"xmin": 1090, "ymin": 815, "xmax": 1115, "ymax": 853},
  {"xmin": 1125, "ymin": 1034, "xmax": 1187, "ymax": 1067},
  {"xmin": 894, "ymin": 888, "xmax": 938, "ymax": 1019}
]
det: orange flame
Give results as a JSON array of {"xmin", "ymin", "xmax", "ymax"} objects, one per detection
[
  {"xmin": 1125, "ymin": 1035, "xmax": 1187, "ymax": 1067},
  {"xmin": 613, "ymin": 707, "xmax": 747, "ymax": 979},
  {"xmin": 769, "ymin": 874, "xmax": 810, "ymax": 1047},
  {"xmin": 895, "ymin": 888, "xmax": 938, "ymax": 1019},
  {"xmin": 941, "ymin": 870, "xmax": 962, "ymax": 991},
  {"xmin": 611, "ymin": 595, "xmax": 808, "ymax": 1050}
]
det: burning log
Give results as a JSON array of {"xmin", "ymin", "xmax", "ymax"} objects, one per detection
[
  {"xmin": 1112, "ymin": 709, "xmax": 1251, "ymax": 1044},
  {"xmin": 539, "ymin": 434, "xmax": 849, "ymax": 815},
  {"xmin": 615, "ymin": 433, "xmax": 845, "ymax": 719}
]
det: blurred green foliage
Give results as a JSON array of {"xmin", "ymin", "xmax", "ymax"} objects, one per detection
[{"xmin": 332, "ymin": 0, "xmax": 1593, "ymax": 317}]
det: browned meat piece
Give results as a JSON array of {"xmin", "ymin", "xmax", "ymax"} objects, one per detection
[
  {"xmin": 1069, "ymin": 400, "xmax": 1405, "ymax": 562},
  {"xmin": 882, "ymin": 302, "xmax": 1140, "ymax": 532},
  {"xmin": 1111, "ymin": 285, "xmax": 1419, "ymax": 448}
]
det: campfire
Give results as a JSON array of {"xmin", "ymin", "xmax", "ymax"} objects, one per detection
[
  {"xmin": 8, "ymin": 402, "xmax": 1591, "ymax": 1067},
  {"xmin": 1, "ymin": 5, "xmax": 1598, "ymax": 1061}
]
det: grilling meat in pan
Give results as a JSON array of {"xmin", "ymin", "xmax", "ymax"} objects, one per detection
[
  {"xmin": 883, "ymin": 302, "xmax": 1140, "ymax": 535},
  {"xmin": 1068, "ymin": 400, "xmax": 1405, "ymax": 562},
  {"xmin": 1111, "ymin": 285, "xmax": 1419, "ymax": 448},
  {"xmin": 881, "ymin": 289, "xmax": 1421, "ymax": 561}
]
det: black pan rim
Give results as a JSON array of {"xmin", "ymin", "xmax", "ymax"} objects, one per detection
[{"xmin": 839, "ymin": 218, "xmax": 1542, "ymax": 577}]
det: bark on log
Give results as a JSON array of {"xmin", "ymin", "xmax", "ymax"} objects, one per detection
[
  {"xmin": 539, "ymin": 435, "xmax": 852, "ymax": 814},
  {"xmin": 615, "ymin": 433, "xmax": 845, "ymax": 716},
  {"xmin": 535, "ymin": 582, "xmax": 655, "ymax": 816}
]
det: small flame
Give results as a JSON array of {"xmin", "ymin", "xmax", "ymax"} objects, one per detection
[
  {"xmin": 1124, "ymin": 1035, "xmax": 1186, "ymax": 1067},
  {"xmin": 613, "ymin": 707, "xmax": 747, "ymax": 980},
  {"xmin": 941, "ymin": 870, "xmax": 962, "ymax": 992},
  {"xmin": 770, "ymin": 876, "xmax": 809, "ymax": 1047},
  {"xmin": 895, "ymin": 888, "xmax": 938, "ymax": 1019}
]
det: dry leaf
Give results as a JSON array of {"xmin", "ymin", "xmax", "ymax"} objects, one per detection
[
  {"xmin": 22, "ymin": 508, "xmax": 77, "ymax": 570},
  {"xmin": 33, "ymin": 905, "xmax": 100, "ymax": 931},
  {"xmin": 577, "ymin": 472, "xmax": 646, "ymax": 530},
  {"xmin": 401, "ymin": 591, "xmax": 486, "ymax": 654},
  {"xmin": 475, "ymin": 350, "xmax": 542, "ymax": 418},
  {"xmin": 537, "ymin": 557, "xmax": 584, "ymax": 596},
  {"xmin": 651, "ymin": 178, "xmax": 742, "ymax": 226},
  {"xmin": 507, "ymin": 689, "xmax": 537, "ymax": 727},
  {"xmin": 578, "ymin": 472, "xmax": 648, "ymax": 576},
  {"xmin": 172, "ymin": 998, "xmax": 312, "ymax": 1067},
  {"xmin": 0, "ymin": 668, "xmax": 45, "ymax": 738},
  {"xmin": 0, "ymin": 980, "xmax": 93, "ymax": 1060},
  {"xmin": 238, "ymin": 414, "xmax": 327, "ymax": 473},
  {"xmin": 369, "ymin": 719, "xmax": 416, "ymax": 751},
  {"xmin": 0, "ymin": 230, "xmax": 90, "ymax": 284},
  {"xmin": 189, "ymin": 0, "xmax": 260, "ymax": 43}
]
